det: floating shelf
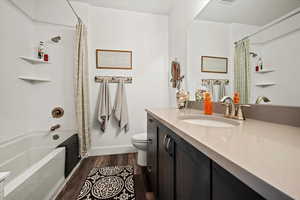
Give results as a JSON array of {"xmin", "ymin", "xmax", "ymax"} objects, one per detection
[
  {"xmin": 19, "ymin": 56, "xmax": 51, "ymax": 64},
  {"xmin": 18, "ymin": 76, "xmax": 51, "ymax": 82},
  {"xmin": 256, "ymin": 82, "xmax": 276, "ymax": 87},
  {"xmin": 256, "ymin": 69, "xmax": 275, "ymax": 73}
]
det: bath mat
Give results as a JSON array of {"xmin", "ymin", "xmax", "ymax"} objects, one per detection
[{"xmin": 77, "ymin": 165, "xmax": 135, "ymax": 200}]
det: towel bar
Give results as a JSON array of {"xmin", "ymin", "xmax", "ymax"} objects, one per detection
[
  {"xmin": 201, "ymin": 79, "xmax": 229, "ymax": 85},
  {"xmin": 95, "ymin": 76, "xmax": 133, "ymax": 84}
]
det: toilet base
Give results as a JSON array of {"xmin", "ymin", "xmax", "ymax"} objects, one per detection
[{"xmin": 137, "ymin": 150, "xmax": 147, "ymax": 166}]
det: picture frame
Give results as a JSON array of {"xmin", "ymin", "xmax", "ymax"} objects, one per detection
[
  {"xmin": 201, "ymin": 56, "xmax": 228, "ymax": 73},
  {"xmin": 96, "ymin": 49, "xmax": 132, "ymax": 70}
]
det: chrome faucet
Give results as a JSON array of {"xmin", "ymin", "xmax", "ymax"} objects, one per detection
[
  {"xmin": 256, "ymin": 96, "xmax": 271, "ymax": 104},
  {"xmin": 220, "ymin": 96, "xmax": 250, "ymax": 120},
  {"xmin": 220, "ymin": 96, "xmax": 236, "ymax": 118}
]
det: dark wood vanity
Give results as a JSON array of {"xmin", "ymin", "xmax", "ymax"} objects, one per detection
[{"xmin": 147, "ymin": 114, "xmax": 266, "ymax": 200}]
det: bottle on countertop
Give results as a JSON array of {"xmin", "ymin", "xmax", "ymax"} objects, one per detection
[
  {"xmin": 234, "ymin": 92, "xmax": 240, "ymax": 104},
  {"xmin": 203, "ymin": 92, "xmax": 213, "ymax": 115},
  {"xmin": 38, "ymin": 41, "xmax": 45, "ymax": 60}
]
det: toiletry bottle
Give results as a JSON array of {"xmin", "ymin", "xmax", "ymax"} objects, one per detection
[
  {"xmin": 234, "ymin": 92, "xmax": 240, "ymax": 104},
  {"xmin": 38, "ymin": 41, "xmax": 45, "ymax": 60},
  {"xmin": 203, "ymin": 92, "xmax": 213, "ymax": 115},
  {"xmin": 258, "ymin": 58, "xmax": 263, "ymax": 71},
  {"xmin": 44, "ymin": 45, "xmax": 49, "ymax": 62}
]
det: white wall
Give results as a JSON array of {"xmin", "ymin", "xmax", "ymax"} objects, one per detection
[
  {"xmin": 27, "ymin": 23, "xmax": 77, "ymax": 132},
  {"xmin": 187, "ymin": 20, "xmax": 232, "ymax": 101},
  {"xmin": 0, "ymin": 0, "xmax": 77, "ymax": 142},
  {"xmin": 0, "ymin": 0, "xmax": 35, "ymax": 141},
  {"xmin": 9, "ymin": 0, "xmax": 36, "ymax": 19},
  {"xmin": 87, "ymin": 7, "xmax": 169, "ymax": 155}
]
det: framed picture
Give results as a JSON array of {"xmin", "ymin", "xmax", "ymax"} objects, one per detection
[
  {"xmin": 201, "ymin": 56, "xmax": 228, "ymax": 73},
  {"xmin": 96, "ymin": 49, "xmax": 132, "ymax": 70}
]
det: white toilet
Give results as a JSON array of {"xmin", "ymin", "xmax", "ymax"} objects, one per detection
[{"xmin": 131, "ymin": 133, "xmax": 148, "ymax": 166}]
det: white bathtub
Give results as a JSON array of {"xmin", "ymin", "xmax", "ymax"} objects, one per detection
[{"xmin": 0, "ymin": 130, "xmax": 75, "ymax": 200}]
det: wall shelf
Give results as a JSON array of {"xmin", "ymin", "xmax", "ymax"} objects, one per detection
[
  {"xmin": 19, "ymin": 56, "xmax": 51, "ymax": 64},
  {"xmin": 255, "ymin": 82, "xmax": 276, "ymax": 87},
  {"xmin": 18, "ymin": 76, "xmax": 51, "ymax": 82},
  {"xmin": 256, "ymin": 69, "xmax": 275, "ymax": 73}
]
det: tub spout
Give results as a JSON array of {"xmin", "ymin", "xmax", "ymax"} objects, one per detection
[{"xmin": 50, "ymin": 124, "xmax": 61, "ymax": 132}]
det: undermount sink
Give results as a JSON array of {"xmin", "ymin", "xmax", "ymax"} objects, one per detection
[{"xmin": 179, "ymin": 115, "xmax": 240, "ymax": 128}]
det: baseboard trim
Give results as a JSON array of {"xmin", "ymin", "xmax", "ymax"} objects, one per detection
[{"xmin": 89, "ymin": 145, "xmax": 137, "ymax": 156}]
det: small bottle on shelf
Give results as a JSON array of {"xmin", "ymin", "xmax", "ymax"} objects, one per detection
[
  {"xmin": 44, "ymin": 45, "xmax": 49, "ymax": 62},
  {"xmin": 258, "ymin": 58, "xmax": 263, "ymax": 71},
  {"xmin": 38, "ymin": 41, "xmax": 45, "ymax": 60}
]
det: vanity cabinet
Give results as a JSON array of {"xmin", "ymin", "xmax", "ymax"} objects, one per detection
[
  {"xmin": 147, "ymin": 115, "xmax": 158, "ymax": 195},
  {"xmin": 157, "ymin": 126, "xmax": 174, "ymax": 200},
  {"xmin": 175, "ymin": 136, "xmax": 211, "ymax": 200},
  {"xmin": 212, "ymin": 162, "xmax": 265, "ymax": 200},
  {"xmin": 147, "ymin": 116, "xmax": 266, "ymax": 200}
]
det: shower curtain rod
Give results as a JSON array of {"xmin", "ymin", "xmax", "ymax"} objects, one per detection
[
  {"xmin": 66, "ymin": 0, "xmax": 82, "ymax": 23},
  {"xmin": 234, "ymin": 7, "xmax": 300, "ymax": 44}
]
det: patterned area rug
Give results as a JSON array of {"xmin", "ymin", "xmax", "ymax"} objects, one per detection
[{"xmin": 77, "ymin": 166, "xmax": 135, "ymax": 200}]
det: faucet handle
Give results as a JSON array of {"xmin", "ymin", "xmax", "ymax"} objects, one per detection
[
  {"xmin": 221, "ymin": 103, "xmax": 231, "ymax": 118},
  {"xmin": 235, "ymin": 104, "xmax": 251, "ymax": 120}
]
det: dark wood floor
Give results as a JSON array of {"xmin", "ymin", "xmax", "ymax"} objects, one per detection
[{"xmin": 55, "ymin": 153, "xmax": 155, "ymax": 200}]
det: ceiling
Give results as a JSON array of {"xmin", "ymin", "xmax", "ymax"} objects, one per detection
[
  {"xmin": 71, "ymin": 0, "xmax": 173, "ymax": 15},
  {"xmin": 196, "ymin": 0, "xmax": 300, "ymax": 26}
]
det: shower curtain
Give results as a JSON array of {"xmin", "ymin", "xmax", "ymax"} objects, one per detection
[
  {"xmin": 234, "ymin": 39, "xmax": 251, "ymax": 104},
  {"xmin": 74, "ymin": 23, "xmax": 90, "ymax": 156}
]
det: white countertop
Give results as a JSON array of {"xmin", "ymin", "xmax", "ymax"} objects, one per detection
[{"xmin": 146, "ymin": 108, "xmax": 300, "ymax": 200}]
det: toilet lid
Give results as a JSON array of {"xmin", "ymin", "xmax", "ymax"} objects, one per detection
[{"xmin": 132, "ymin": 133, "xmax": 147, "ymax": 142}]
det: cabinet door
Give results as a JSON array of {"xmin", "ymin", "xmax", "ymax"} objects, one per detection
[
  {"xmin": 158, "ymin": 126, "xmax": 174, "ymax": 200},
  {"xmin": 212, "ymin": 162, "xmax": 265, "ymax": 200},
  {"xmin": 175, "ymin": 137, "xmax": 211, "ymax": 200},
  {"xmin": 147, "ymin": 115, "xmax": 158, "ymax": 195}
]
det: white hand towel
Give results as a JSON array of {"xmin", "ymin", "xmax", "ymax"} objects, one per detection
[
  {"xmin": 219, "ymin": 82, "xmax": 226, "ymax": 101},
  {"xmin": 98, "ymin": 80, "xmax": 112, "ymax": 132},
  {"xmin": 113, "ymin": 80, "xmax": 129, "ymax": 132}
]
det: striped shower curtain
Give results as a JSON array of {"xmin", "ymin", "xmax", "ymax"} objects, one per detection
[
  {"xmin": 234, "ymin": 39, "xmax": 251, "ymax": 104},
  {"xmin": 74, "ymin": 23, "xmax": 90, "ymax": 156}
]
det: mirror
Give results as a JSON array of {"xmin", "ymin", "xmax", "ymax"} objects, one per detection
[
  {"xmin": 187, "ymin": 0, "xmax": 300, "ymax": 107},
  {"xmin": 201, "ymin": 56, "xmax": 228, "ymax": 73}
]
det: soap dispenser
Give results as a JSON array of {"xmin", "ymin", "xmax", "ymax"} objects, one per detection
[{"xmin": 203, "ymin": 92, "xmax": 213, "ymax": 115}]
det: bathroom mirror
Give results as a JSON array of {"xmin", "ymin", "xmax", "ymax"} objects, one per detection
[
  {"xmin": 201, "ymin": 56, "xmax": 228, "ymax": 73},
  {"xmin": 186, "ymin": 0, "xmax": 300, "ymax": 107}
]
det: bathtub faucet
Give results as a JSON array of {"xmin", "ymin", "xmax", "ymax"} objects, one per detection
[{"xmin": 50, "ymin": 124, "xmax": 61, "ymax": 132}]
